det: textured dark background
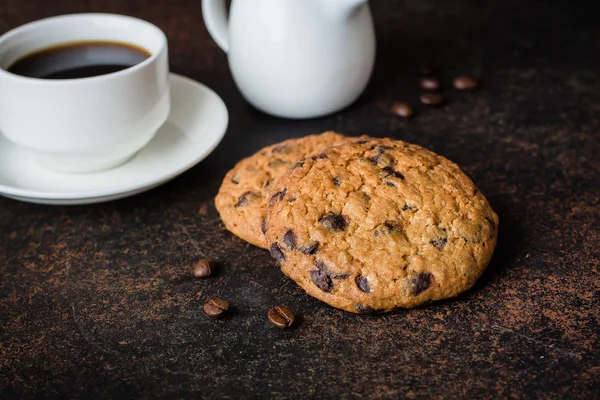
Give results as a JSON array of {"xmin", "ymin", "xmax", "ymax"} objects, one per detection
[{"xmin": 1, "ymin": 0, "xmax": 599, "ymax": 398}]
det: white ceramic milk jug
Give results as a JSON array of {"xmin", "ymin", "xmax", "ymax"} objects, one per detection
[{"xmin": 202, "ymin": 0, "xmax": 376, "ymax": 119}]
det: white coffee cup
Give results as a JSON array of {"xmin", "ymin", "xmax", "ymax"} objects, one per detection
[{"xmin": 0, "ymin": 13, "xmax": 170, "ymax": 173}]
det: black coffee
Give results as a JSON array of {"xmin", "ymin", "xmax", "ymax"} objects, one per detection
[{"xmin": 7, "ymin": 41, "xmax": 151, "ymax": 79}]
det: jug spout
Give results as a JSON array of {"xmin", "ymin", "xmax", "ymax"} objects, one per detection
[{"xmin": 319, "ymin": 0, "xmax": 368, "ymax": 19}]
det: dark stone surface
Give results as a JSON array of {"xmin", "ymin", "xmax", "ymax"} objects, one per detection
[{"xmin": 1, "ymin": 0, "xmax": 599, "ymax": 398}]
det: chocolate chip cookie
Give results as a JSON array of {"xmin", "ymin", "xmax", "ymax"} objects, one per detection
[
  {"xmin": 215, "ymin": 132, "xmax": 359, "ymax": 248},
  {"xmin": 265, "ymin": 138, "xmax": 498, "ymax": 313}
]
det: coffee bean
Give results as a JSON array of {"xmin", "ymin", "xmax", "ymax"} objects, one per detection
[
  {"xmin": 268, "ymin": 306, "xmax": 295, "ymax": 328},
  {"xmin": 453, "ymin": 75, "xmax": 479, "ymax": 90},
  {"xmin": 419, "ymin": 61, "xmax": 438, "ymax": 76},
  {"xmin": 203, "ymin": 299, "xmax": 229, "ymax": 318},
  {"xmin": 270, "ymin": 243, "xmax": 286, "ymax": 263},
  {"xmin": 419, "ymin": 93, "xmax": 445, "ymax": 106},
  {"xmin": 390, "ymin": 102, "xmax": 414, "ymax": 118},
  {"xmin": 283, "ymin": 229, "xmax": 297, "ymax": 250},
  {"xmin": 356, "ymin": 275, "xmax": 371, "ymax": 293},
  {"xmin": 193, "ymin": 258, "xmax": 214, "ymax": 278},
  {"xmin": 420, "ymin": 77, "xmax": 441, "ymax": 92},
  {"xmin": 408, "ymin": 273, "xmax": 433, "ymax": 296},
  {"xmin": 319, "ymin": 213, "xmax": 347, "ymax": 231}
]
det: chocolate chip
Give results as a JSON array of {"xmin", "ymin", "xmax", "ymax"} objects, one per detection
[
  {"xmin": 419, "ymin": 61, "xmax": 438, "ymax": 76},
  {"xmin": 362, "ymin": 193, "xmax": 371, "ymax": 201},
  {"xmin": 390, "ymin": 102, "xmax": 415, "ymax": 118},
  {"xmin": 269, "ymin": 188, "xmax": 287, "ymax": 205},
  {"xmin": 292, "ymin": 161, "xmax": 305, "ymax": 170},
  {"xmin": 370, "ymin": 151, "xmax": 396, "ymax": 168},
  {"xmin": 385, "ymin": 181, "xmax": 396, "ymax": 187},
  {"xmin": 420, "ymin": 93, "xmax": 445, "ymax": 106},
  {"xmin": 385, "ymin": 221, "xmax": 401, "ymax": 230},
  {"xmin": 402, "ymin": 204, "xmax": 416, "ymax": 211},
  {"xmin": 270, "ymin": 243, "xmax": 285, "ymax": 263},
  {"xmin": 331, "ymin": 273, "xmax": 350, "ymax": 280},
  {"xmin": 203, "ymin": 299, "xmax": 229, "ymax": 318},
  {"xmin": 300, "ymin": 241, "xmax": 320, "ymax": 255},
  {"xmin": 374, "ymin": 221, "xmax": 402, "ymax": 237},
  {"xmin": 374, "ymin": 145, "xmax": 393, "ymax": 152},
  {"xmin": 356, "ymin": 275, "xmax": 371, "ymax": 293},
  {"xmin": 409, "ymin": 273, "xmax": 433, "ymax": 296},
  {"xmin": 315, "ymin": 259, "xmax": 328, "ymax": 271},
  {"xmin": 283, "ymin": 229, "xmax": 297, "ymax": 250},
  {"xmin": 288, "ymin": 197, "xmax": 297, "ymax": 203},
  {"xmin": 264, "ymin": 178, "xmax": 273, "ymax": 188},
  {"xmin": 430, "ymin": 237, "xmax": 448, "ymax": 249},
  {"xmin": 236, "ymin": 191, "xmax": 259, "ymax": 207},
  {"xmin": 310, "ymin": 270, "xmax": 333, "ymax": 293},
  {"xmin": 355, "ymin": 139, "xmax": 371, "ymax": 144},
  {"xmin": 333, "ymin": 177, "xmax": 341, "ymax": 187},
  {"xmin": 355, "ymin": 303, "xmax": 375, "ymax": 314},
  {"xmin": 318, "ymin": 153, "xmax": 328, "ymax": 159},
  {"xmin": 268, "ymin": 159, "xmax": 291, "ymax": 168},
  {"xmin": 453, "ymin": 75, "xmax": 479, "ymax": 90},
  {"xmin": 268, "ymin": 306, "xmax": 295, "ymax": 328},
  {"xmin": 231, "ymin": 175, "xmax": 240, "ymax": 184},
  {"xmin": 420, "ymin": 77, "xmax": 441, "ymax": 92},
  {"xmin": 319, "ymin": 213, "xmax": 347, "ymax": 231},
  {"xmin": 193, "ymin": 258, "xmax": 215, "ymax": 278},
  {"xmin": 485, "ymin": 216, "xmax": 496, "ymax": 238},
  {"xmin": 272, "ymin": 144, "xmax": 290, "ymax": 153},
  {"xmin": 382, "ymin": 166, "xmax": 405, "ymax": 179},
  {"xmin": 261, "ymin": 217, "xmax": 267, "ymax": 234}
]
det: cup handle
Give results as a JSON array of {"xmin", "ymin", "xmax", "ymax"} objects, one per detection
[{"xmin": 202, "ymin": 0, "xmax": 230, "ymax": 53}]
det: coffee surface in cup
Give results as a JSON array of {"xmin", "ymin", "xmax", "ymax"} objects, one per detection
[{"xmin": 7, "ymin": 41, "xmax": 151, "ymax": 79}]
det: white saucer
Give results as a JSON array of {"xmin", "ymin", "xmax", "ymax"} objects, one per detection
[{"xmin": 0, "ymin": 73, "xmax": 228, "ymax": 205}]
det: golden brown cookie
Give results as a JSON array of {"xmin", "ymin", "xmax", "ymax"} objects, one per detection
[
  {"xmin": 215, "ymin": 132, "xmax": 360, "ymax": 248},
  {"xmin": 265, "ymin": 138, "xmax": 498, "ymax": 313}
]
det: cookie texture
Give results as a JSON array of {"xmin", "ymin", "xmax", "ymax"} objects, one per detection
[
  {"xmin": 215, "ymin": 132, "xmax": 356, "ymax": 248},
  {"xmin": 265, "ymin": 138, "xmax": 499, "ymax": 313}
]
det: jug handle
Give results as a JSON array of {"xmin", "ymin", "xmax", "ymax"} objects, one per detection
[{"xmin": 202, "ymin": 0, "xmax": 230, "ymax": 53}]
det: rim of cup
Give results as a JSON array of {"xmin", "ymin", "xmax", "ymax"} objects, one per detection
[{"xmin": 0, "ymin": 13, "xmax": 167, "ymax": 84}]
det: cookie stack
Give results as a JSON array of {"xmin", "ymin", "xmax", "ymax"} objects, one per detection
[{"xmin": 216, "ymin": 132, "xmax": 498, "ymax": 313}]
